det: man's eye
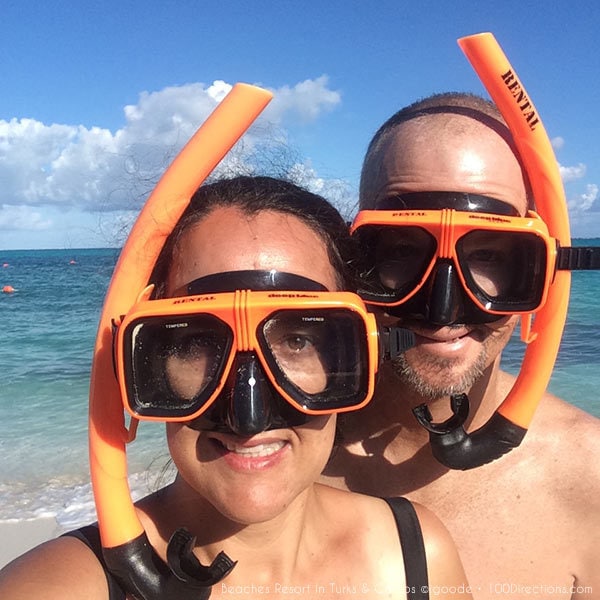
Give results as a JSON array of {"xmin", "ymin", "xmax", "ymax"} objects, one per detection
[
  {"xmin": 382, "ymin": 244, "xmax": 421, "ymax": 261},
  {"xmin": 469, "ymin": 249, "xmax": 506, "ymax": 263}
]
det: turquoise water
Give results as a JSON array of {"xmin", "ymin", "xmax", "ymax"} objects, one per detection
[
  {"xmin": 0, "ymin": 246, "xmax": 598, "ymax": 527},
  {"xmin": 501, "ymin": 238, "xmax": 600, "ymax": 416},
  {"xmin": 0, "ymin": 248, "xmax": 169, "ymax": 527}
]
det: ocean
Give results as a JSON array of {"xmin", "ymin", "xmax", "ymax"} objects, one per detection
[{"xmin": 1, "ymin": 245, "xmax": 599, "ymax": 530}]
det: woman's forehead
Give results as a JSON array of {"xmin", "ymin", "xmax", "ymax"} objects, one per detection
[{"xmin": 167, "ymin": 207, "xmax": 339, "ymax": 293}]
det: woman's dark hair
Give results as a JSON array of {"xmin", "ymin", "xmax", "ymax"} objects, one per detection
[{"xmin": 150, "ymin": 175, "xmax": 358, "ymax": 296}]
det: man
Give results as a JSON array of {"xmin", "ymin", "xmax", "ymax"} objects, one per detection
[{"xmin": 323, "ymin": 93, "xmax": 600, "ymax": 599}]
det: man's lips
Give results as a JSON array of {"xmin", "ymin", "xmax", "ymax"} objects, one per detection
[
  {"xmin": 413, "ymin": 327, "xmax": 472, "ymax": 343},
  {"xmin": 407, "ymin": 326, "xmax": 478, "ymax": 359}
]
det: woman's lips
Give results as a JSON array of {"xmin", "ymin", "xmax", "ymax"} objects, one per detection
[
  {"xmin": 207, "ymin": 434, "xmax": 290, "ymax": 471},
  {"xmin": 221, "ymin": 439, "xmax": 286, "ymax": 458}
]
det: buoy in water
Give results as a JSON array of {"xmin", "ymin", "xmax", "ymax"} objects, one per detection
[{"xmin": 2, "ymin": 285, "xmax": 16, "ymax": 294}]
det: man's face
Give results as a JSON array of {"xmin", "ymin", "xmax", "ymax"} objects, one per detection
[{"xmin": 362, "ymin": 114, "xmax": 529, "ymax": 400}]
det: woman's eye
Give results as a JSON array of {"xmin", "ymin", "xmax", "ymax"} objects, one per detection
[{"xmin": 283, "ymin": 335, "xmax": 312, "ymax": 352}]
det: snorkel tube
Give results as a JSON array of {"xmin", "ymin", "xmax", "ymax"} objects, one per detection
[
  {"xmin": 88, "ymin": 83, "xmax": 272, "ymax": 599},
  {"xmin": 413, "ymin": 32, "xmax": 572, "ymax": 469}
]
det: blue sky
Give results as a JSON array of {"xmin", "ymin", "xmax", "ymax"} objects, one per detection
[{"xmin": 1, "ymin": 0, "xmax": 599, "ymax": 250}]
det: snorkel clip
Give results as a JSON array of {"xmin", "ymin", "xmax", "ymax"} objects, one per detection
[{"xmin": 413, "ymin": 394, "xmax": 527, "ymax": 470}]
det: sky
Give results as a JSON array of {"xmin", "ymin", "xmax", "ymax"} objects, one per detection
[{"xmin": 1, "ymin": 0, "xmax": 600, "ymax": 250}]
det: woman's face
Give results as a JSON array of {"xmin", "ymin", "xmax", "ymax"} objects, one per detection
[{"xmin": 164, "ymin": 206, "xmax": 340, "ymax": 524}]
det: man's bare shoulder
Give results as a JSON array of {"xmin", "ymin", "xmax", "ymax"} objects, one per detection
[
  {"xmin": 525, "ymin": 391, "xmax": 600, "ymax": 497},
  {"xmin": 530, "ymin": 391, "xmax": 599, "ymax": 447}
]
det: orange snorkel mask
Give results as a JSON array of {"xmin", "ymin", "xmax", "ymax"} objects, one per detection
[
  {"xmin": 352, "ymin": 32, "xmax": 600, "ymax": 470},
  {"xmin": 88, "ymin": 84, "xmax": 273, "ymax": 599}
]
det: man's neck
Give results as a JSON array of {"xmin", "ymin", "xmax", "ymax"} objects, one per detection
[{"xmin": 323, "ymin": 357, "xmax": 511, "ymax": 495}]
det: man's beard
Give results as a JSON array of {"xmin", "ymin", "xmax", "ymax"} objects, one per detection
[{"xmin": 389, "ymin": 350, "xmax": 487, "ymax": 402}]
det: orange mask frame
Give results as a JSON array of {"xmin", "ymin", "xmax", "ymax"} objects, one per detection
[
  {"xmin": 115, "ymin": 288, "xmax": 380, "ymax": 422},
  {"xmin": 351, "ymin": 208, "xmax": 557, "ymax": 318}
]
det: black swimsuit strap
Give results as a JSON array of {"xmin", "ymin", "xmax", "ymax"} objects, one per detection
[
  {"xmin": 383, "ymin": 497, "xmax": 429, "ymax": 600},
  {"xmin": 62, "ymin": 525, "xmax": 126, "ymax": 600}
]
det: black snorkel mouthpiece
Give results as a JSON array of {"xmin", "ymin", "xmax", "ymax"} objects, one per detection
[
  {"xmin": 103, "ymin": 529, "xmax": 236, "ymax": 600},
  {"xmin": 413, "ymin": 394, "xmax": 527, "ymax": 470}
]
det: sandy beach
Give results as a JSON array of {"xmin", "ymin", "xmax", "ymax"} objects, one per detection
[{"xmin": 0, "ymin": 517, "xmax": 65, "ymax": 570}]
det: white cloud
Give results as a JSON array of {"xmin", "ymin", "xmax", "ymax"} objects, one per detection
[
  {"xmin": 559, "ymin": 162, "xmax": 586, "ymax": 183},
  {"xmin": 567, "ymin": 183, "xmax": 598, "ymax": 213},
  {"xmin": 580, "ymin": 183, "xmax": 598, "ymax": 210},
  {"xmin": 0, "ymin": 203, "xmax": 52, "ymax": 231},
  {"xmin": 0, "ymin": 77, "xmax": 342, "ymax": 236},
  {"xmin": 286, "ymin": 162, "xmax": 356, "ymax": 219},
  {"xmin": 552, "ymin": 140, "xmax": 598, "ymax": 235},
  {"xmin": 264, "ymin": 76, "xmax": 341, "ymax": 124}
]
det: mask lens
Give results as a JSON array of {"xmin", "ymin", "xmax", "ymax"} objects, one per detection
[
  {"xmin": 124, "ymin": 314, "xmax": 233, "ymax": 418},
  {"xmin": 262, "ymin": 315, "xmax": 328, "ymax": 395},
  {"xmin": 457, "ymin": 230, "xmax": 548, "ymax": 311},
  {"xmin": 259, "ymin": 309, "xmax": 369, "ymax": 411},
  {"xmin": 359, "ymin": 226, "xmax": 437, "ymax": 302}
]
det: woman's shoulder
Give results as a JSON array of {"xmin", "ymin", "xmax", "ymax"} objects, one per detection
[
  {"xmin": 315, "ymin": 489, "xmax": 470, "ymax": 598},
  {"xmin": 410, "ymin": 501, "xmax": 471, "ymax": 597},
  {"xmin": 315, "ymin": 483, "xmax": 396, "ymax": 520},
  {"xmin": 0, "ymin": 532, "xmax": 111, "ymax": 600},
  {"xmin": 338, "ymin": 493, "xmax": 458, "ymax": 569}
]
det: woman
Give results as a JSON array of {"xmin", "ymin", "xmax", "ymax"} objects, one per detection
[{"xmin": 0, "ymin": 176, "xmax": 471, "ymax": 600}]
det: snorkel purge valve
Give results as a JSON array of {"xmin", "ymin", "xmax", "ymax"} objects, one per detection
[
  {"xmin": 89, "ymin": 84, "xmax": 272, "ymax": 599},
  {"xmin": 411, "ymin": 33, "xmax": 572, "ymax": 470}
]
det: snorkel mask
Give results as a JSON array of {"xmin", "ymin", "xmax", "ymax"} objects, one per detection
[
  {"xmin": 89, "ymin": 84, "xmax": 413, "ymax": 599},
  {"xmin": 353, "ymin": 32, "xmax": 600, "ymax": 470},
  {"xmin": 115, "ymin": 276, "xmax": 404, "ymax": 427},
  {"xmin": 354, "ymin": 193, "xmax": 559, "ymax": 324}
]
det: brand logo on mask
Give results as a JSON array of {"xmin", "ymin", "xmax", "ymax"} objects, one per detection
[
  {"xmin": 172, "ymin": 295, "xmax": 216, "ymax": 305},
  {"xmin": 268, "ymin": 293, "xmax": 319, "ymax": 298}
]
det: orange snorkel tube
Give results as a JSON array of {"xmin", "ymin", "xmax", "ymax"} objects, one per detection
[
  {"xmin": 460, "ymin": 32, "xmax": 571, "ymax": 425},
  {"xmin": 89, "ymin": 83, "xmax": 272, "ymax": 599},
  {"xmin": 413, "ymin": 32, "xmax": 573, "ymax": 469}
]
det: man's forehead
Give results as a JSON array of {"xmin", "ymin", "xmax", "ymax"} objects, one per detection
[
  {"xmin": 386, "ymin": 112, "xmax": 508, "ymax": 146},
  {"xmin": 361, "ymin": 115, "xmax": 529, "ymax": 215}
]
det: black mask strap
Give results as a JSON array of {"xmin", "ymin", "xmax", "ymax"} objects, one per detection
[
  {"xmin": 178, "ymin": 270, "xmax": 328, "ymax": 296},
  {"xmin": 377, "ymin": 191, "xmax": 519, "ymax": 215}
]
